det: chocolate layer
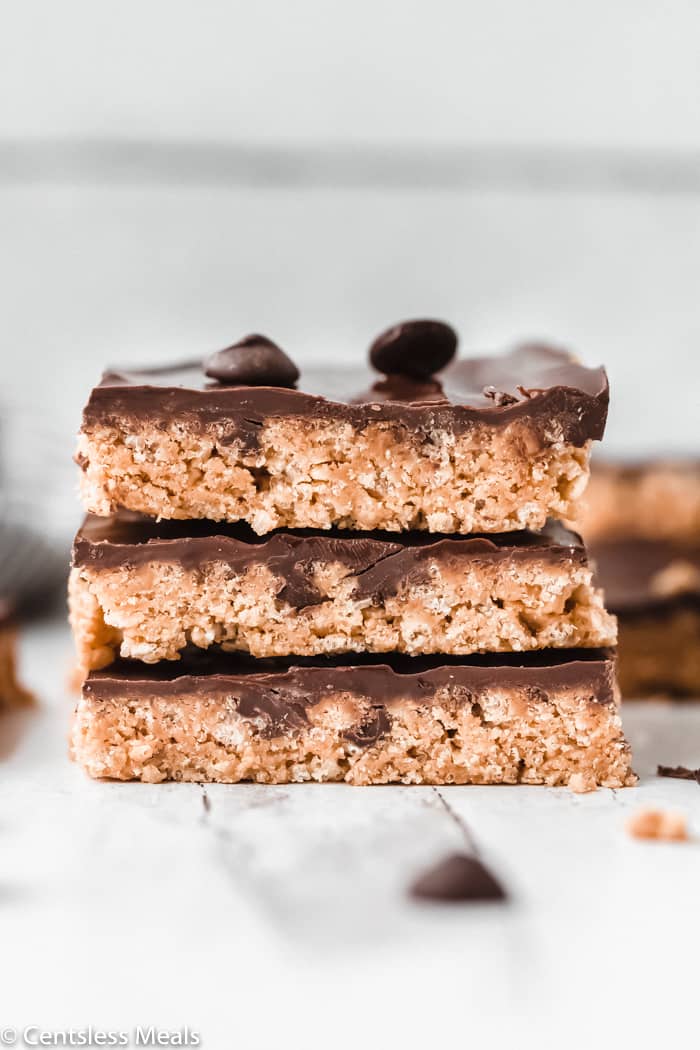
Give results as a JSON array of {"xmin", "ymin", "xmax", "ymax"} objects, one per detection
[
  {"xmin": 81, "ymin": 344, "xmax": 608, "ymax": 449},
  {"xmin": 73, "ymin": 513, "xmax": 588, "ymax": 608},
  {"xmin": 592, "ymin": 540, "xmax": 700, "ymax": 616},
  {"xmin": 85, "ymin": 647, "xmax": 618, "ymax": 746}
]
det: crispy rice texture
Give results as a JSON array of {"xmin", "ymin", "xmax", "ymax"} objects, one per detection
[
  {"xmin": 77, "ymin": 418, "xmax": 591, "ymax": 533},
  {"xmin": 69, "ymin": 557, "xmax": 616, "ymax": 671},
  {"xmin": 71, "ymin": 682, "xmax": 635, "ymax": 790}
]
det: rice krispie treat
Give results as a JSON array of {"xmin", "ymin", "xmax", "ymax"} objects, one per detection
[
  {"xmin": 592, "ymin": 539, "xmax": 700, "ymax": 696},
  {"xmin": 76, "ymin": 325, "xmax": 609, "ymax": 535},
  {"xmin": 70, "ymin": 648, "xmax": 635, "ymax": 789},
  {"xmin": 70, "ymin": 514, "xmax": 616, "ymax": 671},
  {"xmin": 580, "ymin": 458, "xmax": 700, "ymax": 543},
  {"xmin": 0, "ymin": 601, "xmax": 33, "ymax": 709}
]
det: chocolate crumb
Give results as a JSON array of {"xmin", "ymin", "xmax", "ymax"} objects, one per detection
[
  {"xmin": 657, "ymin": 764, "xmax": 700, "ymax": 784},
  {"xmin": 409, "ymin": 852, "xmax": 506, "ymax": 903},
  {"xmin": 204, "ymin": 334, "xmax": 299, "ymax": 387},
  {"xmin": 482, "ymin": 385, "xmax": 518, "ymax": 407},
  {"xmin": 369, "ymin": 319, "xmax": 457, "ymax": 379}
]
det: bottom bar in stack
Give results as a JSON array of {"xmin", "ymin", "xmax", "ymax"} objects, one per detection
[{"xmin": 71, "ymin": 649, "xmax": 635, "ymax": 790}]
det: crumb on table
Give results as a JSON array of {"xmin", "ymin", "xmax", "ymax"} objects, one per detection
[{"xmin": 626, "ymin": 807, "xmax": 688, "ymax": 842}]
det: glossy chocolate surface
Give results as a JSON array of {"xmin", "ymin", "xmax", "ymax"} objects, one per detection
[
  {"xmin": 368, "ymin": 319, "xmax": 458, "ymax": 378},
  {"xmin": 73, "ymin": 514, "xmax": 588, "ymax": 608},
  {"xmin": 592, "ymin": 540, "xmax": 700, "ymax": 615},
  {"xmin": 85, "ymin": 647, "xmax": 618, "ymax": 748},
  {"xmin": 203, "ymin": 334, "xmax": 299, "ymax": 386},
  {"xmin": 82, "ymin": 344, "xmax": 609, "ymax": 448}
]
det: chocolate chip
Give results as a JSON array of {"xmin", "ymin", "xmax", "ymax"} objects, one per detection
[
  {"xmin": 343, "ymin": 708, "xmax": 391, "ymax": 748},
  {"xmin": 369, "ymin": 319, "xmax": 457, "ymax": 379},
  {"xmin": 657, "ymin": 764, "xmax": 700, "ymax": 784},
  {"xmin": 204, "ymin": 334, "xmax": 299, "ymax": 387},
  {"xmin": 409, "ymin": 852, "xmax": 506, "ymax": 903}
]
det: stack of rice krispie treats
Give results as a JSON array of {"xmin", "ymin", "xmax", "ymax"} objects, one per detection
[{"xmin": 69, "ymin": 323, "xmax": 635, "ymax": 789}]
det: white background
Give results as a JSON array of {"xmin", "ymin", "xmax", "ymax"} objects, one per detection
[
  {"xmin": 1, "ymin": 4, "xmax": 700, "ymax": 1047},
  {"xmin": 4, "ymin": 0, "xmax": 700, "ymax": 148}
]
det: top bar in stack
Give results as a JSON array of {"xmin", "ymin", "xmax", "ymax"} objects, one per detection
[{"xmin": 76, "ymin": 325, "xmax": 608, "ymax": 534}]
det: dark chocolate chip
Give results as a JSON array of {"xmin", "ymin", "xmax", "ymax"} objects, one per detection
[
  {"xmin": 657, "ymin": 764, "xmax": 700, "ymax": 784},
  {"xmin": 343, "ymin": 708, "xmax": 392, "ymax": 748},
  {"xmin": 204, "ymin": 334, "xmax": 299, "ymax": 387},
  {"xmin": 409, "ymin": 852, "xmax": 506, "ymax": 903},
  {"xmin": 369, "ymin": 319, "xmax": 458, "ymax": 379},
  {"xmin": 236, "ymin": 690, "xmax": 309, "ymax": 738},
  {"xmin": 277, "ymin": 571, "xmax": 323, "ymax": 610}
]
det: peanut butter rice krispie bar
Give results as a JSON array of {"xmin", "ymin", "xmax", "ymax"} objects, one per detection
[
  {"xmin": 579, "ymin": 457, "xmax": 699, "ymax": 696},
  {"xmin": 580, "ymin": 458, "xmax": 700, "ymax": 543},
  {"xmin": 76, "ymin": 326, "xmax": 609, "ymax": 535},
  {"xmin": 71, "ymin": 648, "xmax": 635, "ymax": 789},
  {"xmin": 70, "ymin": 514, "xmax": 616, "ymax": 671},
  {"xmin": 592, "ymin": 539, "xmax": 700, "ymax": 697},
  {"xmin": 0, "ymin": 601, "xmax": 33, "ymax": 709}
]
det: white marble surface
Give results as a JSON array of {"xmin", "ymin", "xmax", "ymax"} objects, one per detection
[{"xmin": 1, "ymin": 619, "xmax": 699, "ymax": 1050}]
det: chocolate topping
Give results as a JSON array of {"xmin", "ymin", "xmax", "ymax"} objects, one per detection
[
  {"xmin": 592, "ymin": 540, "xmax": 700, "ymax": 615},
  {"xmin": 203, "ymin": 334, "xmax": 299, "ymax": 387},
  {"xmin": 84, "ymin": 648, "xmax": 617, "ymax": 746},
  {"xmin": 236, "ymin": 690, "xmax": 310, "ymax": 738},
  {"xmin": 83, "ymin": 344, "xmax": 609, "ymax": 450},
  {"xmin": 410, "ymin": 853, "xmax": 506, "ymax": 903},
  {"xmin": 369, "ymin": 319, "xmax": 458, "ymax": 379},
  {"xmin": 73, "ymin": 514, "xmax": 587, "ymax": 610}
]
